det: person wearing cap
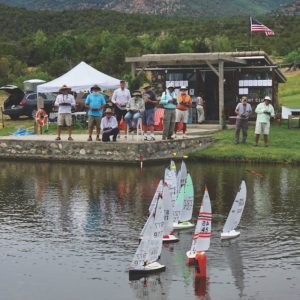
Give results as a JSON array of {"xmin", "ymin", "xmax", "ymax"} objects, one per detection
[
  {"xmin": 124, "ymin": 91, "xmax": 145, "ymax": 134},
  {"xmin": 254, "ymin": 96, "xmax": 275, "ymax": 147},
  {"xmin": 111, "ymin": 80, "xmax": 131, "ymax": 136},
  {"xmin": 54, "ymin": 85, "xmax": 76, "ymax": 141},
  {"xmin": 175, "ymin": 86, "xmax": 192, "ymax": 138},
  {"xmin": 100, "ymin": 108, "xmax": 119, "ymax": 142},
  {"xmin": 234, "ymin": 96, "xmax": 252, "ymax": 144},
  {"xmin": 85, "ymin": 84, "xmax": 106, "ymax": 141},
  {"xmin": 160, "ymin": 83, "xmax": 177, "ymax": 140},
  {"xmin": 141, "ymin": 83, "xmax": 159, "ymax": 141}
]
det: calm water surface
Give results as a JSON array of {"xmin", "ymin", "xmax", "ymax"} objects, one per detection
[{"xmin": 0, "ymin": 161, "xmax": 299, "ymax": 300}]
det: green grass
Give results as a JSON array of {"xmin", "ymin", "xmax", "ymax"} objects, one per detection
[
  {"xmin": 279, "ymin": 71, "xmax": 300, "ymax": 108},
  {"xmin": 190, "ymin": 122, "xmax": 300, "ymax": 164}
]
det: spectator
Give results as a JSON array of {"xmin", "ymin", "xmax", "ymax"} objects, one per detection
[
  {"xmin": 124, "ymin": 90, "xmax": 145, "ymax": 135},
  {"xmin": 234, "ymin": 96, "xmax": 252, "ymax": 144},
  {"xmin": 101, "ymin": 108, "xmax": 119, "ymax": 142},
  {"xmin": 85, "ymin": 84, "xmax": 106, "ymax": 141},
  {"xmin": 160, "ymin": 83, "xmax": 177, "ymax": 140},
  {"xmin": 111, "ymin": 80, "xmax": 131, "ymax": 137},
  {"xmin": 196, "ymin": 96, "xmax": 205, "ymax": 123},
  {"xmin": 54, "ymin": 85, "xmax": 76, "ymax": 141},
  {"xmin": 254, "ymin": 96, "xmax": 275, "ymax": 147},
  {"xmin": 141, "ymin": 83, "xmax": 159, "ymax": 141},
  {"xmin": 175, "ymin": 86, "xmax": 192, "ymax": 138}
]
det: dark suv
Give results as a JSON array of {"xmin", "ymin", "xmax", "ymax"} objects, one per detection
[{"xmin": 1, "ymin": 85, "xmax": 56, "ymax": 120}]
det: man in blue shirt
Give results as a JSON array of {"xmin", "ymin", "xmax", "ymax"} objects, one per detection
[
  {"xmin": 160, "ymin": 83, "xmax": 177, "ymax": 140},
  {"xmin": 85, "ymin": 84, "xmax": 106, "ymax": 141}
]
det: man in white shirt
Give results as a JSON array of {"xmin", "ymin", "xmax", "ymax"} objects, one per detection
[
  {"xmin": 100, "ymin": 108, "xmax": 119, "ymax": 142},
  {"xmin": 54, "ymin": 85, "xmax": 76, "ymax": 141},
  {"xmin": 254, "ymin": 96, "xmax": 275, "ymax": 147},
  {"xmin": 111, "ymin": 80, "xmax": 131, "ymax": 136}
]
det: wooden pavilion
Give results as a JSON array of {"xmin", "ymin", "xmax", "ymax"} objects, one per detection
[{"xmin": 126, "ymin": 51, "xmax": 286, "ymax": 124}]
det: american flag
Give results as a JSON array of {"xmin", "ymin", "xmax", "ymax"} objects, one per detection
[{"xmin": 250, "ymin": 17, "xmax": 275, "ymax": 36}]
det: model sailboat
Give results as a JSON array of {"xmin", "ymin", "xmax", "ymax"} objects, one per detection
[
  {"xmin": 186, "ymin": 186, "xmax": 212, "ymax": 263},
  {"xmin": 221, "ymin": 181, "xmax": 247, "ymax": 240},
  {"xmin": 173, "ymin": 174, "xmax": 195, "ymax": 230},
  {"xmin": 129, "ymin": 194, "xmax": 165, "ymax": 277}
]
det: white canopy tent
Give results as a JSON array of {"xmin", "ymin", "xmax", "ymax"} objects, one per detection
[{"xmin": 37, "ymin": 61, "xmax": 121, "ymax": 93}]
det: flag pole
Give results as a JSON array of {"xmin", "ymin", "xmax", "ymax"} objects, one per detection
[{"xmin": 249, "ymin": 16, "xmax": 253, "ymax": 49}]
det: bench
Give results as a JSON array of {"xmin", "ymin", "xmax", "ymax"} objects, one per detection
[{"xmin": 288, "ymin": 111, "xmax": 300, "ymax": 129}]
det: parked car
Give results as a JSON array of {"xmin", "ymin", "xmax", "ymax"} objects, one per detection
[{"xmin": 0, "ymin": 85, "xmax": 56, "ymax": 120}]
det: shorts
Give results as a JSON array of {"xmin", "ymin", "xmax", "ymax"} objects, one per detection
[
  {"xmin": 57, "ymin": 113, "xmax": 72, "ymax": 127},
  {"xmin": 88, "ymin": 115, "xmax": 101, "ymax": 128},
  {"xmin": 255, "ymin": 122, "xmax": 270, "ymax": 135},
  {"xmin": 176, "ymin": 109, "xmax": 189, "ymax": 123},
  {"xmin": 114, "ymin": 105, "xmax": 127, "ymax": 122},
  {"xmin": 141, "ymin": 108, "xmax": 155, "ymax": 126}
]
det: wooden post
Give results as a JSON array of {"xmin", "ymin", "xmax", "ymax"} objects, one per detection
[
  {"xmin": 0, "ymin": 106, "xmax": 4, "ymax": 128},
  {"xmin": 218, "ymin": 60, "xmax": 224, "ymax": 126},
  {"xmin": 131, "ymin": 62, "xmax": 136, "ymax": 79}
]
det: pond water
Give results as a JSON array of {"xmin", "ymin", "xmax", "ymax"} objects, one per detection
[{"xmin": 0, "ymin": 161, "xmax": 299, "ymax": 300}]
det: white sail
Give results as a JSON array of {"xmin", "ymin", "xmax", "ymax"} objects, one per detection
[
  {"xmin": 164, "ymin": 165, "xmax": 177, "ymax": 206},
  {"xmin": 131, "ymin": 196, "xmax": 164, "ymax": 270},
  {"xmin": 148, "ymin": 180, "xmax": 164, "ymax": 214},
  {"xmin": 190, "ymin": 187, "xmax": 212, "ymax": 254},
  {"xmin": 140, "ymin": 180, "xmax": 163, "ymax": 237},
  {"xmin": 177, "ymin": 160, "xmax": 187, "ymax": 188},
  {"xmin": 179, "ymin": 174, "xmax": 194, "ymax": 222},
  {"xmin": 147, "ymin": 195, "xmax": 165, "ymax": 263},
  {"xmin": 131, "ymin": 213, "xmax": 155, "ymax": 270},
  {"xmin": 222, "ymin": 181, "xmax": 247, "ymax": 233},
  {"xmin": 170, "ymin": 160, "xmax": 176, "ymax": 172},
  {"xmin": 173, "ymin": 185, "xmax": 185, "ymax": 224},
  {"xmin": 162, "ymin": 184, "xmax": 173, "ymax": 235}
]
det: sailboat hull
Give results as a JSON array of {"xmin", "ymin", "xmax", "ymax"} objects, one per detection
[
  {"xmin": 173, "ymin": 221, "xmax": 194, "ymax": 230},
  {"xmin": 162, "ymin": 234, "xmax": 179, "ymax": 243},
  {"xmin": 129, "ymin": 262, "xmax": 166, "ymax": 280},
  {"xmin": 221, "ymin": 229, "xmax": 240, "ymax": 240}
]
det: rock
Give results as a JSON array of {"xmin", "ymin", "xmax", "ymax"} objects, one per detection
[
  {"xmin": 50, "ymin": 143, "xmax": 57, "ymax": 149},
  {"xmin": 79, "ymin": 149, "xmax": 86, "ymax": 155}
]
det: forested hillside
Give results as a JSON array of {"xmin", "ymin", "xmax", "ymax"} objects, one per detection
[
  {"xmin": 0, "ymin": 0, "xmax": 294, "ymax": 16},
  {"xmin": 0, "ymin": 4, "xmax": 299, "ymax": 87}
]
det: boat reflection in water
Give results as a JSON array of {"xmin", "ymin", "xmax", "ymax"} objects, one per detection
[
  {"xmin": 129, "ymin": 276, "xmax": 166, "ymax": 300},
  {"xmin": 194, "ymin": 277, "xmax": 210, "ymax": 300},
  {"xmin": 223, "ymin": 240, "xmax": 245, "ymax": 298}
]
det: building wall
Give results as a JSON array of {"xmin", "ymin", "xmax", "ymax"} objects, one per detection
[{"xmin": 147, "ymin": 67, "xmax": 279, "ymax": 121}]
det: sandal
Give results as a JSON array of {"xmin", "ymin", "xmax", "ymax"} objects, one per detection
[
  {"xmin": 55, "ymin": 136, "xmax": 61, "ymax": 141},
  {"xmin": 68, "ymin": 137, "xmax": 73, "ymax": 141}
]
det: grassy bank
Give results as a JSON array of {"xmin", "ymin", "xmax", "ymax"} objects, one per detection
[
  {"xmin": 279, "ymin": 70, "xmax": 300, "ymax": 108},
  {"xmin": 189, "ymin": 122, "xmax": 300, "ymax": 164}
]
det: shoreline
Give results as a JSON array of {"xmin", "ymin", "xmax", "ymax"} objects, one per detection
[
  {"xmin": 188, "ymin": 154, "xmax": 300, "ymax": 165},
  {"xmin": 188, "ymin": 124, "xmax": 300, "ymax": 165},
  {"xmin": 0, "ymin": 134, "xmax": 214, "ymax": 164}
]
